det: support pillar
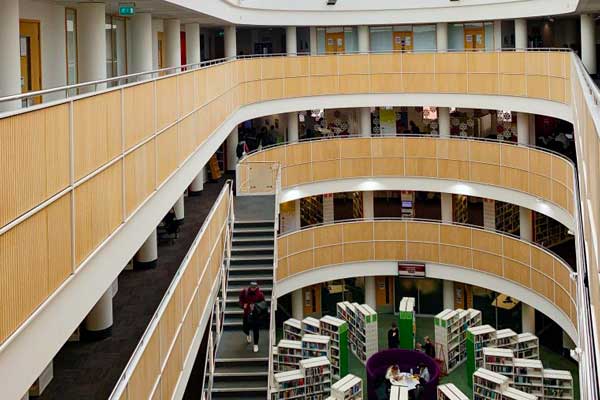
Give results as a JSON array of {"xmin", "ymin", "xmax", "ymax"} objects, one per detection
[
  {"xmin": 483, "ymin": 199, "xmax": 495, "ymax": 230},
  {"xmin": 515, "ymin": 19, "xmax": 528, "ymax": 50},
  {"xmin": 365, "ymin": 276, "xmax": 377, "ymax": 310},
  {"xmin": 520, "ymin": 207, "xmax": 533, "ymax": 241},
  {"xmin": 438, "ymin": 107, "xmax": 450, "ymax": 136},
  {"xmin": 581, "ymin": 14, "xmax": 597, "ymax": 75},
  {"xmin": 189, "ymin": 167, "xmax": 205, "ymax": 196},
  {"xmin": 363, "ymin": 192, "xmax": 374, "ymax": 219},
  {"xmin": 224, "ymin": 25, "xmax": 237, "ymax": 58},
  {"xmin": 134, "ymin": 229, "xmax": 158, "ymax": 269},
  {"xmin": 0, "ymin": 0, "xmax": 20, "ymax": 111},
  {"xmin": 310, "ymin": 27, "xmax": 318, "ymax": 55},
  {"xmin": 441, "ymin": 193, "xmax": 453, "ymax": 222},
  {"xmin": 28, "ymin": 362, "xmax": 53, "ymax": 396},
  {"xmin": 358, "ymin": 25, "xmax": 370, "ymax": 53},
  {"xmin": 130, "ymin": 13, "xmax": 153, "ymax": 77},
  {"xmin": 494, "ymin": 20, "xmax": 503, "ymax": 50},
  {"xmin": 292, "ymin": 289, "xmax": 303, "ymax": 320},
  {"xmin": 323, "ymin": 194, "xmax": 334, "ymax": 223},
  {"xmin": 436, "ymin": 22, "xmax": 448, "ymax": 52},
  {"xmin": 43, "ymin": 4, "xmax": 68, "ymax": 102},
  {"xmin": 174, "ymin": 195, "xmax": 185, "ymax": 224},
  {"xmin": 286, "ymin": 26, "xmax": 297, "ymax": 55},
  {"xmin": 77, "ymin": 2, "xmax": 107, "ymax": 91},
  {"xmin": 443, "ymin": 280, "xmax": 454, "ymax": 310},
  {"xmin": 521, "ymin": 303, "xmax": 535, "ymax": 334},
  {"xmin": 164, "ymin": 19, "xmax": 181, "ymax": 71},
  {"xmin": 288, "ymin": 112, "xmax": 299, "ymax": 142},
  {"xmin": 185, "ymin": 23, "xmax": 201, "ymax": 66},
  {"xmin": 517, "ymin": 112, "xmax": 530, "ymax": 145},
  {"xmin": 84, "ymin": 288, "xmax": 113, "ymax": 340},
  {"xmin": 360, "ymin": 107, "xmax": 371, "ymax": 137},
  {"xmin": 226, "ymin": 127, "xmax": 239, "ymax": 172}
]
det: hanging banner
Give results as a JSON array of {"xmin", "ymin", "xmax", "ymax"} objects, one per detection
[{"xmin": 379, "ymin": 108, "xmax": 396, "ymax": 135}]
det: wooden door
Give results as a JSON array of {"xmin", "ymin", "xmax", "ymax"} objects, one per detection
[
  {"xmin": 303, "ymin": 284, "xmax": 322, "ymax": 316},
  {"xmin": 393, "ymin": 31, "xmax": 414, "ymax": 52},
  {"xmin": 157, "ymin": 32, "xmax": 166, "ymax": 73},
  {"xmin": 464, "ymin": 27, "xmax": 485, "ymax": 51},
  {"xmin": 19, "ymin": 20, "xmax": 41, "ymax": 104},
  {"xmin": 375, "ymin": 276, "xmax": 394, "ymax": 313},
  {"xmin": 325, "ymin": 32, "xmax": 345, "ymax": 54}
]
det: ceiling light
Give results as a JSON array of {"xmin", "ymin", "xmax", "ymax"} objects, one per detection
[{"xmin": 327, "ymin": 0, "xmax": 337, "ymax": 4}]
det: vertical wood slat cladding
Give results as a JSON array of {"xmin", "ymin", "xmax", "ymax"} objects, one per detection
[
  {"xmin": 0, "ymin": 104, "xmax": 69, "ymax": 228},
  {"xmin": 123, "ymin": 82, "xmax": 155, "ymax": 151},
  {"xmin": 277, "ymin": 220, "xmax": 576, "ymax": 326},
  {"xmin": 124, "ymin": 140, "xmax": 156, "ymax": 216}
]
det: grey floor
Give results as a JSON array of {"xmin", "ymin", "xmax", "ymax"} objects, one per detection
[
  {"xmin": 216, "ymin": 330, "xmax": 270, "ymax": 359},
  {"xmin": 234, "ymin": 195, "xmax": 275, "ymax": 221}
]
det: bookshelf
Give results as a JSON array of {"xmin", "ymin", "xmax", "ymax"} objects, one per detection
[
  {"xmin": 330, "ymin": 374, "xmax": 363, "ymax": 400},
  {"xmin": 303, "ymin": 317, "xmax": 321, "ymax": 335},
  {"xmin": 302, "ymin": 334, "xmax": 330, "ymax": 360},
  {"xmin": 389, "ymin": 385, "xmax": 409, "ymax": 400},
  {"xmin": 473, "ymin": 368, "xmax": 509, "ymax": 400},
  {"xmin": 467, "ymin": 325, "xmax": 497, "ymax": 383},
  {"xmin": 272, "ymin": 369, "xmax": 306, "ymax": 400},
  {"xmin": 336, "ymin": 302, "xmax": 378, "ymax": 365},
  {"xmin": 434, "ymin": 308, "xmax": 482, "ymax": 374},
  {"xmin": 277, "ymin": 340, "xmax": 303, "ymax": 372},
  {"xmin": 320, "ymin": 315, "xmax": 349, "ymax": 380},
  {"xmin": 284, "ymin": 318, "xmax": 303, "ymax": 341},
  {"xmin": 543, "ymin": 369, "xmax": 573, "ymax": 400},
  {"xmin": 398, "ymin": 297, "xmax": 416, "ymax": 350},
  {"xmin": 437, "ymin": 383, "xmax": 469, "ymax": 400},
  {"xmin": 501, "ymin": 387, "xmax": 538, "ymax": 400},
  {"xmin": 273, "ymin": 346, "xmax": 279, "ymax": 373},
  {"xmin": 514, "ymin": 333, "xmax": 539, "ymax": 359},
  {"xmin": 513, "ymin": 359, "xmax": 544, "ymax": 398},
  {"xmin": 495, "ymin": 329, "xmax": 518, "ymax": 350},
  {"xmin": 302, "ymin": 357, "xmax": 332, "ymax": 398},
  {"xmin": 482, "ymin": 347, "xmax": 515, "ymax": 379}
]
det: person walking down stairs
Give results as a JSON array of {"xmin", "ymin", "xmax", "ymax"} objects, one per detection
[{"xmin": 239, "ymin": 281, "xmax": 265, "ymax": 352}]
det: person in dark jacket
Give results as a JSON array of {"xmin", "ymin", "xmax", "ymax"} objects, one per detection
[
  {"xmin": 388, "ymin": 322, "xmax": 400, "ymax": 348},
  {"xmin": 239, "ymin": 281, "xmax": 265, "ymax": 352},
  {"xmin": 423, "ymin": 336, "xmax": 435, "ymax": 358}
]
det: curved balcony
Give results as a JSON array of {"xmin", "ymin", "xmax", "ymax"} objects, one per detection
[
  {"xmin": 275, "ymin": 219, "xmax": 577, "ymax": 340},
  {"xmin": 238, "ymin": 136, "xmax": 576, "ymax": 229}
]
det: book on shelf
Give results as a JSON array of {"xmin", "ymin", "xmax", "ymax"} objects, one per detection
[
  {"xmin": 302, "ymin": 316, "xmax": 321, "ymax": 335},
  {"xmin": 330, "ymin": 374, "xmax": 362, "ymax": 400},
  {"xmin": 514, "ymin": 333, "xmax": 539, "ymax": 359},
  {"xmin": 284, "ymin": 318, "xmax": 303, "ymax": 341},
  {"xmin": 319, "ymin": 315, "xmax": 349, "ymax": 380},
  {"xmin": 435, "ymin": 308, "xmax": 482, "ymax": 374},
  {"xmin": 437, "ymin": 383, "xmax": 469, "ymax": 400}
]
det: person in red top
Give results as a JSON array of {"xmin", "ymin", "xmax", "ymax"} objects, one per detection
[{"xmin": 239, "ymin": 281, "xmax": 265, "ymax": 352}]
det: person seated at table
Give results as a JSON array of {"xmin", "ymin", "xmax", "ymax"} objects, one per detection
[
  {"xmin": 385, "ymin": 364, "xmax": 402, "ymax": 383},
  {"xmin": 415, "ymin": 342, "xmax": 424, "ymax": 352},
  {"xmin": 416, "ymin": 363, "xmax": 430, "ymax": 383}
]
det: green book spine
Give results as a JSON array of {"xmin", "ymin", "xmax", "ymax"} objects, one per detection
[
  {"xmin": 398, "ymin": 311, "xmax": 414, "ymax": 350},
  {"xmin": 339, "ymin": 323, "xmax": 349, "ymax": 378},
  {"xmin": 466, "ymin": 330, "xmax": 475, "ymax": 386}
]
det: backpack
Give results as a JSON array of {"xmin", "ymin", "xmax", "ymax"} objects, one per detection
[{"xmin": 249, "ymin": 300, "xmax": 268, "ymax": 325}]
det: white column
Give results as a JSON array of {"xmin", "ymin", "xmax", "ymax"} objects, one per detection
[
  {"xmin": 164, "ymin": 19, "xmax": 181, "ymax": 71},
  {"xmin": 528, "ymin": 114, "xmax": 536, "ymax": 145},
  {"xmin": 84, "ymin": 288, "xmax": 113, "ymax": 339},
  {"xmin": 494, "ymin": 20, "xmax": 503, "ymax": 51},
  {"xmin": 224, "ymin": 25, "xmax": 237, "ymax": 58},
  {"xmin": 360, "ymin": 107, "xmax": 371, "ymax": 137},
  {"xmin": 441, "ymin": 193, "xmax": 453, "ymax": 222},
  {"xmin": 443, "ymin": 280, "xmax": 454, "ymax": 309},
  {"xmin": 43, "ymin": 4, "xmax": 68, "ymax": 102},
  {"xmin": 288, "ymin": 112, "xmax": 299, "ymax": 142},
  {"xmin": 358, "ymin": 25, "xmax": 370, "ymax": 53},
  {"xmin": 151, "ymin": 19, "xmax": 163, "ymax": 71},
  {"xmin": 310, "ymin": 27, "xmax": 318, "ymax": 55},
  {"xmin": 363, "ymin": 192, "xmax": 374, "ymax": 219},
  {"xmin": 365, "ymin": 276, "xmax": 377, "ymax": 310},
  {"xmin": 130, "ymin": 13, "xmax": 153, "ymax": 76},
  {"xmin": 189, "ymin": 167, "xmax": 205, "ymax": 195},
  {"xmin": 436, "ymin": 22, "xmax": 448, "ymax": 52},
  {"xmin": 483, "ymin": 199, "xmax": 495, "ymax": 230},
  {"xmin": 174, "ymin": 195, "xmax": 185, "ymax": 222},
  {"xmin": 286, "ymin": 26, "xmax": 297, "ymax": 55},
  {"xmin": 581, "ymin": 14, "xmax": 597, "ymax": 75},
  {"xmin": 77, "ymin": 2, "xmax": 107, "ymax": 91},
  {"xmin": 292, "ymin": 289, "xmax": 303, "ymax": 320},
  {"xmin": 515, "ymin": 19, "xmax": 528, "ymax": 50},
  {"xmin": 438, "ymin": 107, "xmax": 450, "ymax": 136},
  {"xmin": 185, "ymin": 23, "xmax": 201, "ymax": 66},
  {"xmin": 227, "ymin": 127, "xmax": 239, "ymax": 172},
  {"xmin": 517, "ymin": 112, "xmax": 530, "ymax": 145},
  {"xmin": 520, "ymin": 207, "xmax": 533, "ymax": 241},
  {"xmin": 134, "ymin": 229, "xmax": 158, "ymax": 268},
  {"xmin": 0, "ymin": 0, "xmax": 21, "ymax": 111},
  {"xmin": 323, "ymin": 194, "xmax": 334, "ymax": 223},
  {"xmin": 521, "ymin": 303, "xmax": 535, "ymax": 334}
]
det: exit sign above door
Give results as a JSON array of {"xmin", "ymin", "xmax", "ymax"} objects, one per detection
[{"xmin": 119, "ymin": 3, "xmax": 135, "ymax": 16}]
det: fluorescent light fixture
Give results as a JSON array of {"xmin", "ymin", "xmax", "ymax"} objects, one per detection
[{"xmin": 327, "ymin": 0, "xmax": 337, "ymax": 4}]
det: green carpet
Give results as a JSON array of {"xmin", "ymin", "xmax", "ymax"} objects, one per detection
[{"xmin": 276, "ymin": 313, "xmax": 580, "ymax": 399}]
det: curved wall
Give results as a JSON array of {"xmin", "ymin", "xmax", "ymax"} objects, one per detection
[
  {"xmin": 238, "ymin": 137, "xmax": 576, "ymax": 228},
  {"xmin": 276, "ymin": 220, "xmax": 577, "ymax": 338}
]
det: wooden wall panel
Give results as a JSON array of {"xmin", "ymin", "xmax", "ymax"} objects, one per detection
[
  {"xmin": 47, "ymin": 194, "xmax": 73, "ymax": 292},
  {"xmin": 128, "ymin": 329, "xmax": 160, "ymax": 400},
  {"xmin": 124, "ymin": 140, "xmax": 156, "ymax": 216},
  {"xmin": 74, "ymin": 162, "xmax": 123, "ymax": 264},
  {"xmin": 285, "ymin": 56, "xmax": 310, "ymax": 77},
  {"xmin": 124, "ymin": 82, "xmax": 155, "ymax": 150},
  {"xmin": 156, "ymin": 127, "xmax": 179, "ymax": 185},
  {"xmin": 161, "ymin": 331, "xmax": 183, "ymax": 400},
  {"xmin": 178, "ymin": 72, "xmax": 197, "ymax": 118},
  {"xmin": 73, "ymin": 91, "xmax": 121, "ymax": 180},
  {"xmin": 156, "ymin": 77, "xmax": 178, "ymax": 131},
  {"xmin": 369, "ymin": 54, "xmax": 402, "ymax": 73}
]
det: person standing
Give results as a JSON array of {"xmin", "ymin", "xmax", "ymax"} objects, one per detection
[
  {"xmin": 387, "ymin": 322, "xmax": 400, "ymax": 348},
  {"xmin": 239, "ymin": 281, "xmax": 265, "ymax": 352},
  {"xmin": 423, "ymin": 336, "xmax": 435, "ymax": 358}
]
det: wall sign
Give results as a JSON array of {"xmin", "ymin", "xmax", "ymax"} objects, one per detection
[{"xmin": 398, "ymin": 262, "xmax": 426, "ymax": 278}]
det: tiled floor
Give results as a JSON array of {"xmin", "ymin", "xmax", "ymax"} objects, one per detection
[{"xmin": 38, "ymin": 178, "xmax": 228, "ymax": 400}]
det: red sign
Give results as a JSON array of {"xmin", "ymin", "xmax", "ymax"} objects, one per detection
[{"xmin": 398, "ymin": 262, "xmax": 426, "ymax": 278}]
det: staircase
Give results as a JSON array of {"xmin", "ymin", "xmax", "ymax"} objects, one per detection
[{"xmin": 211, "ymin": 219, "xmax": 275, "ymax": 399}]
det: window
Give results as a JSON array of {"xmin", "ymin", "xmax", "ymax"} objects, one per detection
[
  {"xmin": 449, "ymin": 22, "xmax": 495, "ymax": 51},
  {"xmin": 369, "ymin": 25, "xmax": 436, "ymax": 52},
  {"xmin": 316, "ymin": 26, "xmax": 358, "ymax": 54},
  {"xmin": 105, "ymin": 15, "xmax": 127, "ymax": 85},
  {"xmin": 65, "ymin": 8, "xmax": 77, "ymax": 87}
]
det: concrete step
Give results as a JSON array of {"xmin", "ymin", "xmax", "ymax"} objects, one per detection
[
  {"xmin": 231, "ymin": 245, "xmax": 274, "ymax": 255},
  {"xmin": 234, "ymin": 220, "xmax": 274, "ymax": 228},
  {"xmin": 232, "ymin": 235, "xmax": 274, "ymax": 245},
  {"xmin": 230, "ymin": 255, "xmax": 274, "ymax": 265},
  {"xmin": 233, "ymin": 226, "xmax": 274, "ymax": 237},
  {"xmin": 227, "ymin": 274, "xmax": 273, "ymax": 283},
  {"xmin": 215, "ymin": 357, "xmax": 268, "ymax": 368},
  {"xmin": 225, "ymin": 295, "xmax": 271, "ymax": 304},
  {"xmin": 227, "ymin": 283, "xmax": 272, "ymax": 293}
]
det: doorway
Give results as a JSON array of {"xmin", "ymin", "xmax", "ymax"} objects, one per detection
[
  {"xmin": 19, "ymin": 20, "xmax": 41, "ymax": 104},
  {"xmin": 325, "ymin": 31, "xmax": 345, "ymax": 53},
  {"xmin": 464, "ymin": 27, "xmax": 485, "ymax": 50},
  {"xmin": 393, "ymin": 31, "xmax": 414, "ymax": 51}
]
